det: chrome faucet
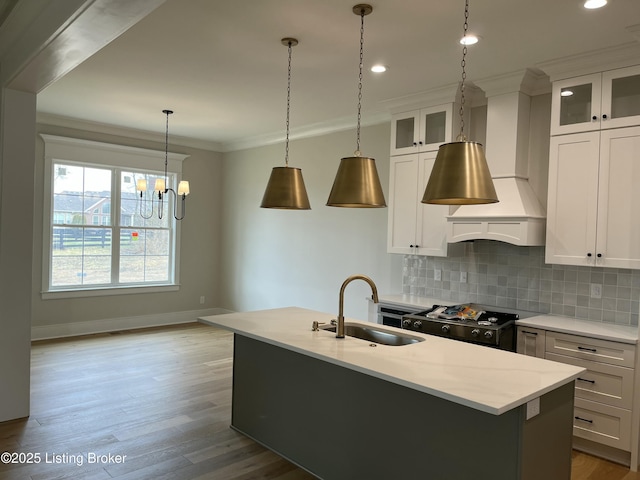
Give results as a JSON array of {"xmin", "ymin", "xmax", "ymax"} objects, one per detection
[{"xmin": 336, "ymin": 274, "xmax": 379, "ymax": 338}]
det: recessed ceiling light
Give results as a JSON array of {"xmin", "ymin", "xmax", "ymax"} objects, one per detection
[
  {"xmin": 459, "ymin": 35, "xmax": 479, "ymax": 45},
  {"xmin": 561, "ymin": 90, "xmax": 574, "ymax": 97},
  {"xmin": 584, "ymin": 0, "xmax": 607, "ymax": 9},
  {"xmin": 371, "ymin": 65, "xmax": 387, "ymax": 73}
]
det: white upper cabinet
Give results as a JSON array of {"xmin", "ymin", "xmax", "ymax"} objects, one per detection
[
  {"xmin": 551, "ymin": 65, "xmax": 640, "ymax": 136},
  {"xmin": 390, "ymin": 103, "xmax": 453, "ymax": 155},
  {"xmin": 546, "ymin": 126, "xmax": 640, "ymax": 268},
  {"xmin": 387, "ymin": 152, "xmax": 448, "ymax": 256}
]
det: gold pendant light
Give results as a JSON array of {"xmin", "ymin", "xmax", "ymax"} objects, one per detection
[
  {"xmin": 422, "ymin": 0, "xmax": 498, "ymax": 205},
  {"xmin": 261, "ymin": 38, "xmax": 311, "ymax": 210},
  {"xmin": 326, "ymin": 4, "xmax": 386, "ymax": 208}
]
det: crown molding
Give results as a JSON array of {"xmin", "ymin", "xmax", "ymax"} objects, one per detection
[
  {"xmin": 537, "ymin": 42, "xmax": 640, "ymax": 82},
  {"xmin": 473, "ymin": 69, "xmax": 551, "ymax": 98},
  {"xmin": 36, "ymin": 112, "xmax": 223, "ymax": 152},
  {"xmin": 380, "ymin": 82, "xmax": 461, "ymax": 114},
  {"xmin": 219, "ymin": 111, "xmax": 391, "ymax": 152}
]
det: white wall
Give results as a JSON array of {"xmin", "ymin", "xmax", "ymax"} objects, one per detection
[
  {"xmin": 220, "ymin": 123, "xmax": 403, "ymax": 321},
  {"xmin": 0, "ymin": 89, "xmax": 35, "ymax": 421}
]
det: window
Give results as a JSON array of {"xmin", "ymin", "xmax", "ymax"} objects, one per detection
[{"xmin": 41, "ymin": 135, "xmax": 189, "ymax": 298}]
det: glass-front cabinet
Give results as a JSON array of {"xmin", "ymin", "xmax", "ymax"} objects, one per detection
[
  {"xmin": 551, "ymin": 65, "xmax": 640, "ymax": 135},
  {"xmin": 390, "ymin": 104, "xmax": 453, "ymax": 155}
]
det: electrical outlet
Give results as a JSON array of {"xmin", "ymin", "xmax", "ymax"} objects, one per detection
[
  {"xmin": 526, "ymin": 397, "xmax": 540, "ymax": 420},
  {"xmin": 434, "ymin": 269, "xmax": 442, "ymax": 281},
  {"xmin": 460, "ymin": 271, "xmax": 467, "ymax": 283},
  {"xmin": 200, "ymin": 296, "xmax": 205, "ymax": 304},
  {"xmin": 590, "ymin": 284, "xmax": 602, "ymax": 299}
]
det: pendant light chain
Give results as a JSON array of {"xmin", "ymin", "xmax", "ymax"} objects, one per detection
[
  {"xmin": 284, "ymin": 41, "xmax": 293, "ymax": 167},
  {"xmin": 163, "ymin": 110, "xmax": 170, "ymax": 185},
  {"xmin": 458, "ymin": 0, "xmax": 470, "ymax": 141},
  {"xmin": 355, "ymin": 7, "xmax": 365, "ymax": 156}
]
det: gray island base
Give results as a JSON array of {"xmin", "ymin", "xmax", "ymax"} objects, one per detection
[{"xmin": 232, "ymin": 334, "xmax": 575, "ymax": 480}]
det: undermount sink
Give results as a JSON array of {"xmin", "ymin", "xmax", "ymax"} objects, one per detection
[{"xmin": 320, "ymin": 322, "xmax": 424, "ymax": 346}]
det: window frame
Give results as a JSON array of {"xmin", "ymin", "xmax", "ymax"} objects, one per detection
[{"xmin": 40, "ymin": 134, "xmax": 189, "ymax": 299}]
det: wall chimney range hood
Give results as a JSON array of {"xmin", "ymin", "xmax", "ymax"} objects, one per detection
[{"xmin": 447, "ymin": 70, "xmax": 547, "ymax": 246}]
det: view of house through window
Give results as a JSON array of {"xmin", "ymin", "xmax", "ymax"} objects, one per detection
[{"xmin": 50, "ymin": 162, "xmax": 175, "ymax": 289}]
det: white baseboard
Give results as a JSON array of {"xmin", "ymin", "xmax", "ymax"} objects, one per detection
[{"xmin": 31, "ymin": 308, "xmax": 234, "ymax": 341}]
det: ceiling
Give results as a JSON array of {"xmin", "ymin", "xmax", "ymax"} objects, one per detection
[{"xmin": 32, "ymin": 0, "xmax": 640, "ymax": 152}]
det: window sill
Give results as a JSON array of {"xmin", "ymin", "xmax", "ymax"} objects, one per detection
[{"xmin": 41, "ymin": 284, "xmax": 180, "ymax": 300}]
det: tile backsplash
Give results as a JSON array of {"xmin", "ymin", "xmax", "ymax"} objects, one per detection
[{"xmin": 402, "ymin": 240, "xmax": 640, "ymax": 326}]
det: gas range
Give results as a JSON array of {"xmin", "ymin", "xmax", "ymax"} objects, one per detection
[{"xmin": 401, "ymin": 304, "xmax": 519, "ymax": 351}]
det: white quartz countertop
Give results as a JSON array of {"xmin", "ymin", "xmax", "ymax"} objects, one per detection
[
  {"xmin": 517, "ymin": 315, "xmax": 638, "ymax": 344},
  {"xmin": 199, "ymin": 306, "xmax": 584, "ymax": 416}
]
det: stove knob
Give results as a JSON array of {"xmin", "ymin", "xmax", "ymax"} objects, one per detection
[
  {"xmin": 471, "ymin": 328, "xmax": 480, "ymax": 337},
  {"xmin": 413, "ymin": 320, "xmax": 423, "ymax": 329},
  {"xmin": 484, "ymin": 331, "xmax": 493, "ymax": 339},
  {"xmin": 402, "ymin": 319, "xmax": 412, "ymax": 328},
  {"xmin": 441, "ymin": 324, "xmax": 450, "ymax": 333}
]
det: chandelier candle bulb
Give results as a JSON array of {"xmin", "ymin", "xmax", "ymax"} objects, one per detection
[
  {"xmin": 136, "ymin": 178, "xmax": 147, "ymax": 192},
  {"xmin": 154, "ymin": 178, "xmax": 165, "ymax": 193},
  {"xmin": 178, "ymin": 181, "xmax": 190, "ymax": 196}
]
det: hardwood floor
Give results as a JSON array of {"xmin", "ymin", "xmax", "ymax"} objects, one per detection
[{"xmin": 0, "ymin": 323, "xmax": 637, "ymax": 479}]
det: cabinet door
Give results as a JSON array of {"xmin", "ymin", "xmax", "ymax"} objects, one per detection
[
  {"xmin": 390, "ymin": 112, "xmax": 420, "ymax": 155},
  {"xmin": 415, "ymin": 151, "xmax": 448, "ymax": 257},
  {"xmin": 595, "ymin": 126, "xmax": 640, "ymax": 268},
  {"xmin": 550, "ymin": 73, "xmax": 602, "ymax": 135},
  {"xmin": 546, "ymin": 132, "xmax": 600, "ymax": 266},
  {"xmin": 419, "ymin": 104, "xmax": 453, "ymax": 152},
  {"xmin": 387, "ymin": 155, "xmax": 419, "ymax": 254},
  {"xmin": 601, "ymin": 65, "xmax": 640, "ymax": 130},
  {"xmin": 516, "ymin": 327, "xmax": 546, "ymax": 358}
]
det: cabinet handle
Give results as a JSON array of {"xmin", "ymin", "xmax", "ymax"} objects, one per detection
[
  {"xmin": 412, "ymin": 142, "xmax": 417, "ymax": 146},
  {"xmin": 415, "ymin": 245, "xmax": 420, "ymax": 248},
  {"xmin": 577, "ymin": 377, "xmax": 595, "ymax": 384},
  {"xmin": 521, "ymin": 330, "xmax": 538, "ymax": 336},
  {"xmin": 575, "ymin": 416, "xmax": 593, "ymax": 424},
  {"xmin": 596, "ymin": 253, "xmax": 602, "ymax": 258},
  {"xmin": 592, "ymin": 115, "xmax": 598, "ymax": 121},
  {"xmin": 418, "ymin": 141, "xmax": 423, "ymax": 145},
  {"xmin": 587, "ymin": 253, "xmax": 592, "ymax": 257},
  {"xmin": 577, "ymin": 346, "xmax": 597, "ymax": 353},
  {"xmin": 602, "ymin": 114, "xmax": 608, "ymax": 120}
]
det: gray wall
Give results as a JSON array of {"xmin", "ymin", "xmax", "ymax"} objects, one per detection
[
  {"xmin": 31, "ymin": 124, "xmax": 223, "ymax": 329},
  {"xmin": 219, "ymin": 123, "xmax": 403, "ymax": 321},
  {"xmin": 403, "ymin": 241, "xmax": 640, "ymax": 326}
]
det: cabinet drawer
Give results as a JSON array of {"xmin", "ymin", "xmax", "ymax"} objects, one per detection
[
  {"xmin": 545, "ymin": 332, "xmax": 635, "ymax": 367},
  {"xmin": 546, "ymin": 352, "xmax": 634, "ymax": 409},
  {"xmin": 573, "ymin": 398, "xmax": 631, "ymax": 451}
]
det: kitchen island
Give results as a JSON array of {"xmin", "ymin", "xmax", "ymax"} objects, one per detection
[{"xmin": 199, "ymin": 306, "xmax": 584, "ymax": 480}]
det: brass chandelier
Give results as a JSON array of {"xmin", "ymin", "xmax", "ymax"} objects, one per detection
[{"xmin": 136, "ymin": 109, "xmax": 191, "ymax": 220}]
